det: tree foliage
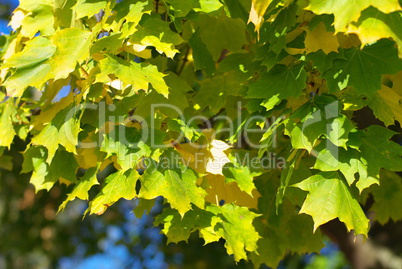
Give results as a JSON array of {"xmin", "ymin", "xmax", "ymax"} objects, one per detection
[{"xmin": 1, "ymin": 0, "xmax": 402, "ymax": 267}]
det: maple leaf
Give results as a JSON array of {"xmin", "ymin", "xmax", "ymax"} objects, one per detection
[
  {"xmin": 130, "ymin": 15, "xmax": 184, "ymax": 58},
  {"xmin": 306, "ymin": 0, "xmax": 400, "ymax": 32},
  {"xmin": 72, "ymin": 0, "xmax": 107, "ymax": 19},
  {"xmin": 87, "ymin": 169, "xmax": 139, "ymax": 215},
  {"xmin": 369, "ymin": 84, "xmax": 402, "ymax": 126},
  {"xmin": 314, "ymin": 125, "xmax": 402, "ymax": 192},
  {"xmin": 3, "ymin": 29, "xmax": 92, "ymax": 97},
  {"xmin": 204, "ymin": 174, "xmax": 260, "ymax": 209},
  {"xmin": 323, "ymin": 39, "xmax": 402, "ymax": 95},
  {"xmin": 15, "ymin": 1, "xmax": 55, "ymax": 37},
  {"xmin": 347, "ymin": 7, "xmax": 402, "ymax": 58},
  {"xmin": 0, "ymin": 100, "xmax": 16, "ymax": 148},
  {"xmin": 222, "ymin": 163, "xmax": 258, "ymax": 196},
  {"xmin": 22, "ymin": 146, "xmax": 78, "ymax": 192},
  {"xmin": 285, "ymin": 95, "xmax": 355, "ymax": 152},
  {"xmin": 247, "ymin": 63, "xmax": 307, "ymax": 111},
  {"xmin": 59, "ymin": 166, "xmax": 99, "ymax": 212},
  {"xmin": 96, "ymin": 54, "xmax": 169, "ymax": 97},
  {"xmin": 304, "ymin": 22, "xmax": 340, "ymax": 54},
  {"xmin": 100, "ymin": 125, "xmax": 151, "ymax": 171},
  {"xmin": 248, "ymin": 0, "xmax": 273, "ymax": 35},
  {"xmin": 31, "ymin": 103, "xmax": 81, "ymax": 163},
  {"xmin": 206, "ymin": 204, "xmax": 261, "ymax": 261},
  {"xmin": 293, "ymin": 171, "xmax": 369, "ymax": 236},
  {"xmin": 195, "ymin": 14, "xmax": 247, "ymax": 61},
  {"xmin": 260, "ymin": 3, "xmax": 298, "ymax": 54},
  {"xmin": 155, "ymin": 207, "xmax": 215, "ymax": 243},
  {"xmin": 371, "ymin": 170, "xmax": 402, "ymax": 224},
  {"xmin": 139, "ymin": 162, "xmax": 206, "ymax": 216}
]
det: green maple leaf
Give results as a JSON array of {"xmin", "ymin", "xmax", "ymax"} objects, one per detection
[
  {"xmin": 96, "ymin": 54, "xmax": 169, "ymax": 97},
  {"xmin": 3, "ymin": 37, "xmax": 56, "ymax": 97},
  {"xmin": 348, "ymin": 7, "xmax": 402, "ymax": 58},
  {"xmin": 130, "ymin": 15, "xmax": 184, "ymax": 58},
  {"xmin": 22, "ymin": 146, "xmax": 78, "ymax": 192},
  {"xmin": 167, "ymin": 118, "xmax": 200, "ymax": 141},
  {"xmin": 293, "ymin": 171, "xmax": 369, "ymax": 236},
  {"xmin": 88, "ymin": 169, "xmax": 139, "ymax": 215},
  {"xmin": 21, "ymin": 146, "xmax": 49, "ymax": 191},
  {"xmin": 2, "ymin": 37, "xmax": 56, "ymax": 70},
  {"xmin": 251, "ymin": 172, "xmax": 324, "ymax": 268},
  {"xmin": 16, "ymin": 0, "xmax": 55, "ymax": 37},
  {"xmin": 306, "ymin": 0, "xmax": 400, "ymax": 32},
  {"xmin": 194, "ymin": 71, "xmax": 244, "ymax": 112},
  {"xmin": 369, "ymin": 85, "xmax": 402, "ymax": 126},
  {"xmin": 155, "ymin": 207, "xmax": 215, "ymax": 243},
  {"xmin": 371, "ymin": 170, "xmax": 402, "ymax": 224},
  {"xmin": 285, "ymin": 95, "xmax": 355, "ymax": 152},
  {"xmin": 250, "ymin": 226, "xmax": 285, "ymax": 269},
  {"xmin": 196, "ymin": 14, "xmax": 247, "ymax": 61},
  {"xmin": 166, "ymin": 0, "xmax": 222, "ymax": 17},
  {"xmin": 133, "ymin": 198, "xmax": 156, "ymax": 218},
  {"xmin": 314, "ymin": 125, "xmax": 402, "ymax": 192},
  {"xmin": 0, "ymin": 100, "xmax": 16, "ymax": 148},
  {"xmin": 91, "ymin": 33, "xmax": 124, "ymax": 54},
  {"xmin": 207, "ymin": 204, "xmax": 261, "ymax": 261},
  {"xmin": 110, "ymin": 0, "xmax": 151, "ymax": 36},
  {"xmin": 72, "ymin": 0, "xmax": 107, "ymax": 19},
  {"xmin": 188, "ymin": 29, "xmax": 215, "ymax": 76},
  {"xmin": 53, "ymin": 0, "xmax": 75, "ymax": 28},
  {"xmin": 222, "ymin": 163, "xmax": 257, "ymax": 196},
  {"xmin": 113, "ymin": 0, "xmax": 151, "ymax": 23},
  {"xmin": 49, "ymin": 28, "xmax": 92, "ymax": 81},
  {"xmin": 358, "ymin": 125, "xmax": 402, "ymax": 175},
  {"xmin": 251, "ymin": 214, "xmax": 324, "ymax": 268},
  {"xmin": 139, "ymin": 162, "xmax": 206, "ymax": 216},
  {"xmin": 133, "ymin": 73, "xmax": 190, "ymax": 118},
  {"xmin": 260, "ymin": 2, "xmax": 298, "ymax": 54},
  {"xmin": 100, "ymin": 125, "xmax": 151, "ymax": 171},
  {"xmin": 31, "ymin": 103, "xmax": 81, "ymax": 163},
  {"xmin": 305, "ymin": 50, "xmax": 342, "ymax": 74},
  {"xmin": 247, "ymin": 63, "xmax": 307, "ymax": 111},
  {"xmin": 165, "ymin": 0, "xmax": 196, "ymax": 17},
  {"xmin": 3, "ymin": 28, "xmax": 92, "ymax": 97},
  {"xmin": 58, "ymin": 166, "xmax": 99, "ymax": 212},
  {"xmin": 323, "ymin": 40, "xmax": 402, "ymax": 95},
  {"xmin": 156, "ymin": 203, "xmax": 260, "ymax": 262},
  {"xmin": 313, "ymin": 142, "xmax": 367, "ymax": 187}
]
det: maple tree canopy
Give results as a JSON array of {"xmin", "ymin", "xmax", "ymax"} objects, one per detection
[{"xmin": 1, "ymin": 0, "xmax": 402, "ymax": 267}]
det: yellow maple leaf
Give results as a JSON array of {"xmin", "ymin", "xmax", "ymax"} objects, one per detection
[
  {"xmin": 248, "ymin": 0, "xmax": 273, "ymax": 36},
  {"xmin": 204, "ymin": 174, "xmax": 260, "ymax": 209},
  {"xmin": 304, "ymin": 22, "xmax": 339, "ymax": 54}
]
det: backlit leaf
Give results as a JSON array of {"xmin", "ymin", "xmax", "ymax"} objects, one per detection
[
  {"xmin": 96, "ymin": 54, "xmax": 169, "ymax": 97},
  {"xmin": 88, "ymin": 169, "xmax": 139, "ymax": 215},
  {"xmin": 293, "ymin": 171, "xmax": 369, "ymax": 236}
]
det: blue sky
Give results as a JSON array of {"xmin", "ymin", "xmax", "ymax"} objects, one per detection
[{"xmin": 0, "ymin": 0, "xmax": 18, "ymax": 33}]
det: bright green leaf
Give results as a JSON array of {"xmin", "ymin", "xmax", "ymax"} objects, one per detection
[
  {"xmin": 139, "ymin": 162, "xmax": 206, "ymax": 216},
  {"xmin": 0, "ymin": 100, "xmax": 16, "ymax": 148},
  {"xmin": 306, "ymin": 0, "xmax": 401, "ymax": 32},
  {"xmin": 96, "ymin": 54, "xmax": 169, "ymax": 97},
  {"xmin": 247, "ymin": 63, "xmax": 307, "ymax": 106},
  {"xmin": 293, "ymin": 171, "xmax": 369, "ymax": 236},
  {"xmin": 59, "ymin": 165, "xmax": 99, "ymax": 212},
  {"xmin": 323, "ymin": 40, "xmax": 402, "ymax": 95},
  {"xmin": 88, "ymin": 169, "xmax": 139, "ymax": 215}
]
